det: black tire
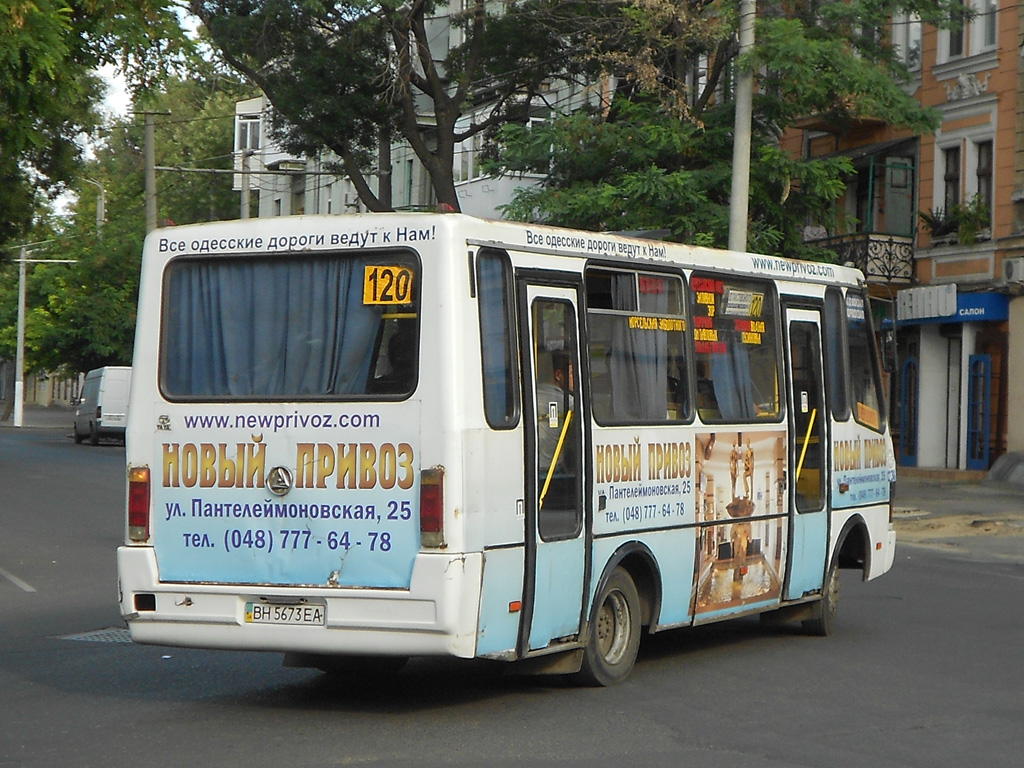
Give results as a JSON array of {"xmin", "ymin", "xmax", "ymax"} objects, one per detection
[
  {"xmin": 575, "ymin": 567, "xmax": 641, "ymax": 686},
  {"xmin": 803, "ymin": 559, "xmax": 839, "ymax": 636},
  {"xmin": 73, "ymin": 426, "xmax": 84, "ymax": 444},
  {"xmin": 89, "ymin": 423, "xmax": 99, "ymax": 446}
]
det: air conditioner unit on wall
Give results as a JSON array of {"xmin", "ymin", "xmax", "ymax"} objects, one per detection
[{"xmin": 1004, "ymin": 257, "xmax": 1024, "ymax": 283}]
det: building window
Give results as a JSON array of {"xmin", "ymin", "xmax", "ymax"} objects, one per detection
[
  {"xmin": 943, "ymin": 145, "xmax": 961, "ymax": 212},
  {"xmin": 455, "ymin": 139, "xmax": 469, "ymax": 183},
  {"xmin": 688, "ymin": 55, "xmax": 709, "ymax": 107},
  {"xmin": 892, "ymin": 13, "xmax": 922, "ymax": 70},
  {"xmin": 948, "ymin": 2, "xmax": 965, "ymax": 57},
  {"xmin": 236, "ymin": 115, "xmax": 261, "ymax": 152},
  {"xmin": 406, "ymin": 159, "xmax": 415, "ymax": 207},
  {"xmin": 980, "ymin": 0, "xmax": 997, "ymax": 48},
  {"xmin": 976, "ymin": 140, "xmax": 993, "ymax": 225}
]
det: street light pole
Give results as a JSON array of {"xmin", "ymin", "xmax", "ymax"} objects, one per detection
[
  {"xmin": 14, "ymin": 247, "xmax": 26, "ymax": 427},
  {"xmin": 10, "ymin": 245, "xmax": 76, "ymax": 428}
]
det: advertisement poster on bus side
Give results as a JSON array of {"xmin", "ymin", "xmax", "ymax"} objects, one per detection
[{"xmin": 693, "ymin": 430, "xmax": 787, "ymax": 616}]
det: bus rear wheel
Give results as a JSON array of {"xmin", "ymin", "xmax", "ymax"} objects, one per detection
[
  {"xmin": 803, "ymin": 560, "xmax": 839, "ymax": 636},
  {"xmin": 576, "ymin": 567, "xmax": 641, "ymax": 686}
]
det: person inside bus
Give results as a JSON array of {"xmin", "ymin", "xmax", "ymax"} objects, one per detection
[
  {"xmin": 537, "ymin": 349, "xmax": 576, "ymax": 492},
  {"xmin": 372, "ymin": 325, "xmax": 417, "ymax": 394}
]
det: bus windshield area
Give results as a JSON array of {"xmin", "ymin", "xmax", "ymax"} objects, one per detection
[{"xmin": 160, "ymin": 252, "xmax": 419, "ymax": 400}]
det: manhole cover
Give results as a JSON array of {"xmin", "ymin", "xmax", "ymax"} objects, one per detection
[{"xmin": 59, "ymin": 627, "xmax": 132, "ymax": 643}]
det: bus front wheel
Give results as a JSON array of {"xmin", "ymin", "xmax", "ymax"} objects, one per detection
[
  {"xmin": 803, "ymin": 560, "xmax": 839, "ymax": 636},
  {"xmin": 576, "ymin": 567, "xmax": 641, "ymax": 686}
]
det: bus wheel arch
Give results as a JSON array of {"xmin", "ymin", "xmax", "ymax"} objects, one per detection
[
  {"xmin": 575, "ymin": 544, "xmax": 661, "ymax": 686},
  {"xmin": 834, "ymin": 514, "xmax": 871, "ymax": 580},
  {"xmin": 802, "ymin": 516, "xmax": 870, "ymax": 637},
  {"xmin": 601, "ymin": 543, "xmax": 662, "ymax": 629}
]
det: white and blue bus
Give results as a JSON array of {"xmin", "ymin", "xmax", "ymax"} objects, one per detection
[{"xmin": 118, "ymin": 213, "xmax": 896, "ymax": 685}]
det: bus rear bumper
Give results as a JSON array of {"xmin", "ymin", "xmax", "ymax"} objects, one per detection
[{"xmin": 117, "ymin": 546, "xmax": 483, "ymax": 658}]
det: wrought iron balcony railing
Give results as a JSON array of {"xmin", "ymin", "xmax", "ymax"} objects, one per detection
[{"xmin": 809, "ymin": 232, "xmax": 915, "ymax": 285}]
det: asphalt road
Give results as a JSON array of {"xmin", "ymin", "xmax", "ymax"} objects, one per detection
[{"xmin": 2, "ymin": 425, "xmax": 1023, "ymax": 768}]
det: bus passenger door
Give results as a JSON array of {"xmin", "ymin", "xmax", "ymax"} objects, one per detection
[
  {"xmin": 518, "ymin": 281, "xmax": 588, "ymax": 654},
  {"xmin": 784, "ymin": 307, "xmax": 829, "ymax": 600}
]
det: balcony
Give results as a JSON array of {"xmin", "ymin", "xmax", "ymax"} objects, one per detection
[{"xmin": 809, "ymin": 232, "xmax": 915, "ymax": 285}]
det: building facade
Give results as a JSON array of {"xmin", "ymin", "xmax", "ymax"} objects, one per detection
[{"xmin": 785, "ymin": 1, "xmax": 1024, "ymax": 471}]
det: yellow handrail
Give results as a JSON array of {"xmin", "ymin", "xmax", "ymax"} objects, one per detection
[
  {"xmin": 795, "ymin": 407, "xmax": 817, "ymax": 485},
  {"xmin": 539, "ymin": 409, "xmax": 573, "ymax": 510}
]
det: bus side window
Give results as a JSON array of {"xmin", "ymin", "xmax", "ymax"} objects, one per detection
[
  {"xmin": 477, "ymin": 249, "xmax": 520, "ymax": 428},
  {"xmin": 585, "ymin": 267, "xmax": 690, "ymax": 424},
  {"xmin": 824, "ymin": 288, "xmax": 850, "ymax": 421},
  {"xmin": 846, "ymin": 291, "xmax": 886, "ymax": 431},
  {"xmin": 689, "ymin": 273, "xmax": 781, "ymax": 423}
]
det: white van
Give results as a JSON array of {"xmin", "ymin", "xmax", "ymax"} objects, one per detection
[{"xmin": 74, "ymin": 366, "xmax": 132, "ymax": 445}]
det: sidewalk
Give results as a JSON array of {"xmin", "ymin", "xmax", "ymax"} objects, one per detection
[
  {"xmin": 0, "ymin": 404, "xmax": 75, "ymax": 432},
  {"xmin": 894, "ymin": 458, "xmax": 1024, "ymax": 562}
]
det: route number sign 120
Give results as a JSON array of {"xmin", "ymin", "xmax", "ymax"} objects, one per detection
[{"xmin": 364, "ymin": 265, "xmax": 414, "ymax": 305}]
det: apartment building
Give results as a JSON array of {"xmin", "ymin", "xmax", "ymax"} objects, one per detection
[{"xmin": 785, "ymin": 1, "xmax": 1024, "ymax": 471}]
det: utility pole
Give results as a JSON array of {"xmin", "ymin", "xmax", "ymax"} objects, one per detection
[
  {"xmin": 145, "ymin": 111, "xmax": 158, "ymax": 233},
  {"xmin": 139, "ymin": 110, "xmax": 170, "ymax": 233},
  {"xmin": 83, "ymin": 178, "xmax": 105, "ymax": 238},
  {"xmin": 241, "ymin": 151, "xmax": 251, "ymax": 220},
  {"xmin": 728, "ymin": 0, "xmax": 756, "ymax": 253}
]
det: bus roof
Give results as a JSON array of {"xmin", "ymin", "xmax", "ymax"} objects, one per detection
[{"xmin": 145, "ymin": 212, "xmax": 865, "ymax": 288}]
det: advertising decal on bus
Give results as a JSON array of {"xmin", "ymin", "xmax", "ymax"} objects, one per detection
[{"xmin": 153, "ymin": 404, "xmax": 421, "ymax": 588}]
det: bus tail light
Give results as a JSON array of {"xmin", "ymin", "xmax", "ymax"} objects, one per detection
[
  {"xmin": 128, "ymin": 466, "xmax": 151, "ymax": 542},
  {"xmin": 420, "ymin": 467, "xmax": 445, "ymax": 549}
]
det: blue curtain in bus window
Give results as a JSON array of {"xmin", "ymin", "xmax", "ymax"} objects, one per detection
[
  {"xmin": 609, "ymin": 275, "xmax": 668, "ymax": 420},
  {"xmin": 164, "ymin": 257, "xmax": 382, "ymax": 397},
  {"xmin": 710, "ymin": 340, "xmax": 756, "ymax": 420}
]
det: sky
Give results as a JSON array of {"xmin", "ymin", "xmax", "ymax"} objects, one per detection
[{"xmin": 99, "ymin": 64, "xmax": 131, "ymax": 118}]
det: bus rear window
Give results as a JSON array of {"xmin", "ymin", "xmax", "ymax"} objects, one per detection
[{"xmin": 161, "ymin": 252, "xmax": 419, "ymax": 400}]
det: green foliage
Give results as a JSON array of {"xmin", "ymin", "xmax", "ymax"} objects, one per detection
[
  {"xmin": 0, "ymin": 0, "xmax": 194, "ymax": 250},
  {"xmin": 754, "ymin": 16, "xmax": 940, "ymax": 135},
  {"xmin": 189, "ymin": 0, "xmax": 604, "ymax": 210},
  {"xmin": 491, "ymin": 97, "xmax": 852, "ymax": 259},
  {"xmin": 488, "ymin": 0, "xmax": 963, "ymax": 258},
  {"xmin": 0, "ymin": 73, "xmax": 249, "ymax": 374},
  {"xmin": 919, "ymin": 194, "xmax": 991, "ymax": 245}
]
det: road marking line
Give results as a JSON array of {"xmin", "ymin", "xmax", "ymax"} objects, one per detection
[{"xmin": 0, "ymin": 564, "xmax": 36, "ymax": 592}]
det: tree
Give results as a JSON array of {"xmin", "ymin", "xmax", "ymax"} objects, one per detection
[
  {"xmin": 188, "ymin": 0, "xmax": 608, "ymax": 212},
  {"xmin": 0, "ymin": 71, "xmax": 251, "ymax": 378},
  {"xmin": 0, "ymin": 0, "xmax": 192, "ymax": 250},
  {"xmin": 490, "ymin": 97, "xmax": 850, "ymax": 257},
  {"xmin": 488, "ymin": 0, "xmax": 964, "ymax": 257}
]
